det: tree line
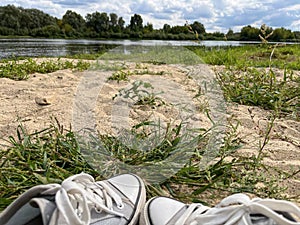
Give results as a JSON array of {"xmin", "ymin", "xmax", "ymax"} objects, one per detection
[{"xmin": 0, "ymin": 5, "xmax": 299, "ymax": 41}]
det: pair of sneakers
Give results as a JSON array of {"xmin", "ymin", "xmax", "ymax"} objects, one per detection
[{"xmin": 1, "ymin": 173, "xmax": 300, "ymax": 225}]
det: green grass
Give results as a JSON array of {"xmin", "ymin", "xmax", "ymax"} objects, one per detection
[
  {"xmin": 0, "ymin": 58, "xmax": 90, "ymax": 80},
  {"xmin": 190, "ymin": 44, "xmax": 300, "ymax": 120},
  {"xmin": 113, "ymin": 80, "xmax": 165, "ymax": 106},
  {"xmin": 107, "ymin": 63, "xmax": 166, "ymax": 83},
  {"xmin": 0, "ymin": 121, "xmax": 97, "ymax": 209},
  {"xmin": 108, "ymin": 70, "xmax": 131, "ymax": 82},
  {"xmin": 190, "ymin": 44, "xmax": 300, "ymax": 70},
  {"xmin": 1, "ymin": 117, "xmax": 292, "ymax": 210},
  {"xmin": 217, "ymin": 67, "xmax": 300, "ymax": 119},
  {"xmin": 99, "ymin": 45, "xmax": 203, "ymax": 65}
]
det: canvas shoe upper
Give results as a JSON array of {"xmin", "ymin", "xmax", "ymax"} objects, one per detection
[
  {"xmin": 1, "ymin": 173, "xmax": 146, "ymax": 225},
  {"xmin": 140, "ymin": 193, "xmax": 300, "ymax": 225}
]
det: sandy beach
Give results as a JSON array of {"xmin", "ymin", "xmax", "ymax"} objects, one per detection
[{"xmin": 0, "ymin": 60, "xmax": 299, "ymax": 204}]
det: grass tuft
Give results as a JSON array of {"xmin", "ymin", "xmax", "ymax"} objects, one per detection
[
  {"xmin": 0, "ymin": 116, "xmax": 295, "ymax": 210},
  {"xmin": 216, "ymin": 67, "xmax": 299, "ymax": 119},
  {"xmin": 0, "ymin": 58, "xmax": 90, "ymax": 80},
  {"xmin": 0, "ymin": 120, "xmax": 96, "ymax": 210}
]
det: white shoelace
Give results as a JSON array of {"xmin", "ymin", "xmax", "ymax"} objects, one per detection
[
  {"xmin": 175, "ymin": 194, "xmax": 300, "ymax": 225},
  {"xmin": 51, "ymin": 173, "xmax": 125, "ymax": 225}
]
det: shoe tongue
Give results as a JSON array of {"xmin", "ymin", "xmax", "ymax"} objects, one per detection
[{"xmin": 30, "ymin": 198, "xmax": 56, "ymax": 224}]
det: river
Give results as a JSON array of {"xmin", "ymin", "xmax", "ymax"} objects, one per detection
[{"xmin": 0, "ymin": 38, "xmax": 263, "ymax": 59}]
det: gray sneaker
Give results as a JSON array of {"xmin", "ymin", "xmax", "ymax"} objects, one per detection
[
  {"xmin": 1, "ymin": 173, "xmax": 146, "ymax": 225},
  {"xmin": 140, "ymin": 193, "xmax": 300, "ymax": 225}
]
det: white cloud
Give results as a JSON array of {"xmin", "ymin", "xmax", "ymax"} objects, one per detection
[
  {"xmin": 0, "ymin": 0, "xmax": 299, "ymax": 32},
  {"xmin": 277, "ymin": 3, "xmax": 300, "ymax": 11}
]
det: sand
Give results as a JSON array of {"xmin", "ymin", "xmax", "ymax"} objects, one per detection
[{"xmin": 0, "ymin": 60, "xmax": 299, "ymax": 204}]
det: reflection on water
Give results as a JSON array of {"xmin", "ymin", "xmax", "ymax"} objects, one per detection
[
  {"xmin": 0, "ymin": 38, "xmax": 116, "ymax": 59},
  {"xmin": 0, "ymin": 38, "xmax": 261, "ymax": 59}
]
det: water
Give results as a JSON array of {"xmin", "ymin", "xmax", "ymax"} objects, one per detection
[{"xmin": 0, "ymin": 38, "xmax": 261, "ymax": 59}]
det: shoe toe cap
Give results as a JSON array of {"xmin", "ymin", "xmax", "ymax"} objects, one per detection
[
  {"xmin": 147, "ymin": 197, "xmax": 186, "ymax": 225},
  {"xmin": 108, "ymin": 174, "xmax": 145, "ymax": 204}
]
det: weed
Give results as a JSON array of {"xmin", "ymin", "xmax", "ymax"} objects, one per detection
[
  {"xmin": 153, "ymin": 118, "xmax": 290, "ymax": 203},
  {"xmin": 212, "ymin": 42, "xmax": 300, "ymax": 120},
  {"xmin": 92, "ymin": 61, "xmax": 128, "ymax": 71},
  {"xmin": 133, "ymin": 69, "xmax": 165, "ymax": 76},
  {"xmin": 113, "ymin": 80, "xmax": 165, "ymax": 107},
  {"xmin": 216, "ymin": 67, "xmax": 299, "ymax": 119},
  {"xmin": 0, "ymin": 120, "xmax": 96, "ymax": 210},
  {"xmin": 259, "ymin": 24, "xmax": 274, "ymax": 44},
  {"xmin": 135, "ymin": 63, "xmax": 148, "ymax": 69},
  {"xmin": 107, "ymin": 63, "xmax": 165, "ymax": 82},
  {"xmin": 108, "ymin": 70, "xmax": 131, "ymax": 83},
  {"xmin": 0, "ymin": 105, "xmax": 296, "ymax": 210},
  {"xmin": 97, "ymin": 121, "xmax": 188, "ymax": 165},
  {"xmin": 0, "ymin": 58, "xmax": 90, "ymax": 80},
  {"xmin": 142, "ymin": 60, "xmax": 166, "ymax": 65},
  {"xmin": 190, "ymin": 44, "xmax": 300, "ymax": 70}
]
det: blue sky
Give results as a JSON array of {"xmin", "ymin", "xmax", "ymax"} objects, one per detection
[{"xmin": 1, "ymin": 0, "xmax": 300, "ymax": 32}]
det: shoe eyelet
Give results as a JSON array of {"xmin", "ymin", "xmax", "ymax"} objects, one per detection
[
  {"xmin": 95, "ymin": 207, "xmax": 102, "ymax": 213},
  {"xmin": 117, "ymin": 203, "xmax": 124, "ymax": 209}
]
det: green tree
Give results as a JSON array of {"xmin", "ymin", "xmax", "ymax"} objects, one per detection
[
  {"xmin": 86, "ymin": 12, "xmax": 102, "ymax": 33},
  {"xmin": 32, "ymin": 25, "xmax": 61, "ymax": 37},
  {"xmin": 129, "ymin": 14, "xmax": 143, "ymax": 32},
  {"xmin": 213, "ymin": 31, "xmax": 225, "ymax": 37},
  {"xmin": 0, "ymin": 5, "xmax": 57, "ymax": 36},
  {"xmin": 225, "ymin": 28, "xmax": 240, "ymax": 40},
  {"xmin": 143, "ymin": 22, "xmax": 153, "ymax": 33},
  {"xmin": 0, "ymin": 5, "xmax": 22, "ymax": 30},
  {"xmin": 0, "ymin": 26, "xmax": 15, "ymax": 35},
  {"xmin": 294, "ymin": 31, "xmax": 300, "ymax": 40},
  {"xmin": 240, "ymin": 25, "xmax": 260, "ymax": 41},
  {"xmin": 227, "ymin": 28, "xmax": 234, "ymax": 37},
  {"xmin": 191, "ymin": 21, "xmax": 206, "ymax": 34},
  {"xmin": 62, "ymin": 10, "xmax": 85, "ymax": 32},
  {"xmin": 26, "ymin": 8, "xmax": 56, "ymax": 28},
  {"xmin": 271, "ymin": 27, "xmax": 295, "ymax": 41},
  {"xmin": 118, "ymin": 17, "xmax": 125, "ymax": 30},
  {"xmin": 85, "ymin": 12, "xmax": 96, "ymax": 31},
  {"xmin": 109, "ymin": 13, "xmax": 118, "ymax": 27},
  {"xmin": 163, "ymin": 24, "xmax": 171, "ymax": 33},
  {"xmin": 170, "ymin": 25, "xmax": 189, "ymax": 34},
  {"xmin": 110, "ymin": 13, "xmax": 123, "ymax": 32},
  {"xmin": 62, "ymin": 23, "xmax": 74, "ymax": 37},
  {"xmin": 99, "ymin": 12, "xmax": 109, "ymax": 32}
]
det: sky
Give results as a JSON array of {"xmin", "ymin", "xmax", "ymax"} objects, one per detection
[{"xmin": 1, "ymin": 0, "xmax": 300, "ymax": 32}]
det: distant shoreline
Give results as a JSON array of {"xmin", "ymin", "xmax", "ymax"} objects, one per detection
[{"xmin": 0, "ymin": 36, "xmax": 300, "ymax": 43}]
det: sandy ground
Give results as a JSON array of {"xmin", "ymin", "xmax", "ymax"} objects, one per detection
[{"xmin": 0, "ymin": 60, "xmax": 299, "ymax": 204}]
